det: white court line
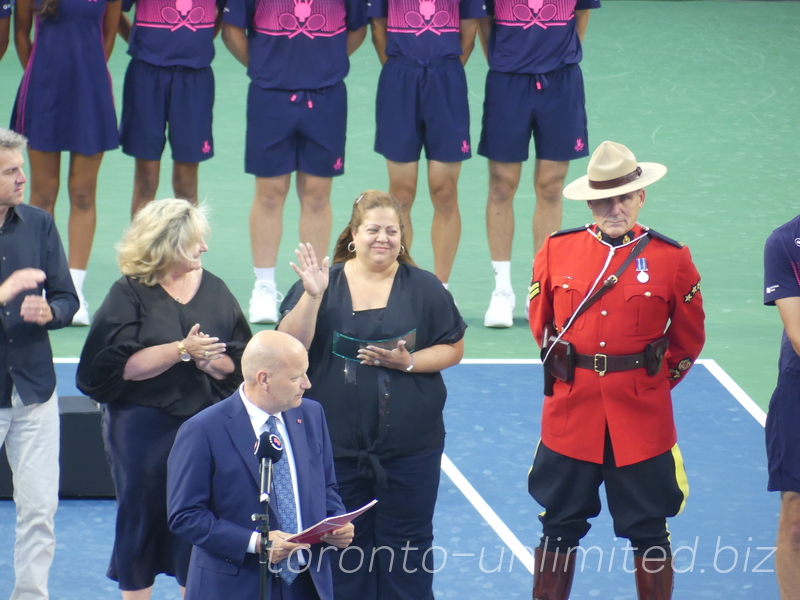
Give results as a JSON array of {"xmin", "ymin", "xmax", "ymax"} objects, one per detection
[
  {"xmin": 440, "ymin": 454, "xmax": 536, "ymax": 573},
  {"xmin": 697, "ymin": 358, "xmax": 767, "ymax": 427},
  {"xmin": 440, "ymin": 359, "xmax": 767, "ymax": 574}
]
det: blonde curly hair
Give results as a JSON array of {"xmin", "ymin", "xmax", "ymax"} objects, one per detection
[{"xmin": 117, "ymin": 199, "xmax": 210, "ymax": 286}]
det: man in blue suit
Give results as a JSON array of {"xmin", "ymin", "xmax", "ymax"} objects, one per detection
[{"xmin": 167, "ymin": 330, "xmax": 354, "ymax": 599}]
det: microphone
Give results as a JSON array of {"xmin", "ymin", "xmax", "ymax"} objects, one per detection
[
  {"xmin": 255, "ymin": 431, "xmax": 284, "ymax": 464},
  {"xmin": 255, "ymin": 432, "xmax": 283, "ymax": 504}
]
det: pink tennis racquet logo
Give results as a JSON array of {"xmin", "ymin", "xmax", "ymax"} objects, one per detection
[
  {"xmin": 253, "ymin": 0, "xmax": 346, "ymax": 39},
  {"xmin": 278, "ymin": 0, "xmax": 328, "ymax": 38},
  {"xmin": 134, "ymin": 0, "xmax": 216, "ymax": 31},
  {"xmin": 494, "ymin": 0, "xmax": 572, "ymax": 30},
  {"xmin": 386, "ymin": 0, "xmax": 458, "ymax": 36},
  {"xmin": 161, "ymin": 0, "xmax": 206, "ymax": 31}
]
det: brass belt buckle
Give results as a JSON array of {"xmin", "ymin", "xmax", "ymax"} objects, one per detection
[{"xmin": 594, "ymin": 354, "xmax": 608, "ymax": 377}]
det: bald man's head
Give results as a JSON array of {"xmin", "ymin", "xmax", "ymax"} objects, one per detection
[
  {"xmin": 242, "ymin": 330, "xmax": 310, "ymax": 414},
  {"xmin": 241, "ymin": 330, "xmax": 303, "ymax": 381}
]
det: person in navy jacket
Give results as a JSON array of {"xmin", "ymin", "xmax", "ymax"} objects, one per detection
[{"xmin": 167, "ymin": 329, "xmax": 354, "ymax": 600}]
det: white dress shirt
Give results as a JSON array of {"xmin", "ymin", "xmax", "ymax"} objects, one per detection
[{"xmin": 240, "ymin": 384, "xmax": 304, "ymax": 554}]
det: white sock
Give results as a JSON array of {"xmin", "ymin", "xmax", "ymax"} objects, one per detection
[
  {"xmin": 491, "ymin": 261, "xmax": 512, "ymax": 292},
  {"xmin": 70, "ymin": 269, "xmax": 86, "ymax": 298},
  {"xmin": 442, "ymin": 282, "xmax": 449, "ymax": 290},
  {"xmin": 254, "ymin": 268, "xmax": 275, "ymax": 287}
]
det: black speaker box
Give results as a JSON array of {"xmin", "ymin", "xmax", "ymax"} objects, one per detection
[{"xmin": 0, "ymin": 396, "xmax": 115, "ymax": 499}]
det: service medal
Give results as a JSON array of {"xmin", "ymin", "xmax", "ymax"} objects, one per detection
[{"xmin": 636, "ymin": 258, "xmax": 649, "ymax": 283}]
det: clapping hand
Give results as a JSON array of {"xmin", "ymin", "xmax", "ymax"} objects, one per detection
[
  {"xmin": 357, "ymin": 339, "xmax": 413, "ymax": 371},
  {"xmin": 182, "ymin": 323, "xmax": 227, "ymax": 363},
  {"xmin": 289, "ymin": 243, "xmax": 329, "ymax": 300}
]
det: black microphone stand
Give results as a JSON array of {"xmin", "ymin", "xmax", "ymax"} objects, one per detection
[{"xmin": 251, "ymin": 455, "xmax": 274, "ymax": 600}]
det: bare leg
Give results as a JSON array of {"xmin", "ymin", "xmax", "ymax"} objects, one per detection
[
  {"xmin": 386, "ymin": 160, "xmax": 419, "ymax": 250},
  {"xmin": 27, "ymin": 149, "xmax": 61, "ymax": 216},
  {"xmin": 427, "ymin": 160, "xmax": 462, "ymax": 284},
  {"xmin": 67, "ymin": 152, "xmax": 104, "ymax": 270},
  {"xmin": 172, "ymin": 161, "xmax": 199, "ymax": 204},
  {"xmin": 121, "ymin": 587, "xmax": 152, "ymax": 600},
  {"xmin": 251, "ymin": 174, "xmax": 292, "ymax": 268},
  {"xmin": 131, "ymin": 159, "xmax": 160, "ymax": 217},
  {"xmin": 532, "ymin": 158, "xmax": 569, "ymax": 255},
  {"xmin": 296, "ymin": 172, "xmax": 333, "ymax": 261},
  {"xmin": 777, "ymin": 491, "xmax": 800, "ymax": 599},
  {"xmin": 486, "ymin": 160, "xmax": 522, "ymax": 262}
]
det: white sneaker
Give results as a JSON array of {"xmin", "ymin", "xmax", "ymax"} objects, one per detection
[
  {"xmin": 249, "ymin": 281, "xmax": 284, "ymax": 324},
  {"xmin": 484, "ymin": 289, "xmax": 515, "ymax": 328},
  {"xmin": 71, "ymin": 297, "xmax": 90, "ymax": 327}
]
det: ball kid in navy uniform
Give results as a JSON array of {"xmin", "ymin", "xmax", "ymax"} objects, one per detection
[
  {"xmin": 528, "ymin": 141, "xmax": 705, "ymax": 600},
  {"xmin": 368, "ymin": 0, "xmax": 486, "ymax": 291},
  {"xmin": 478, "ymin": 0, "xmax": 600, "ymax": 328},
  {"xmin": 117, "ymin": 0, "xmax": 227, "ymax": 215},
  {"xmin": 222, "ymin": 0, "xmax": 368, "ymax": 325}
]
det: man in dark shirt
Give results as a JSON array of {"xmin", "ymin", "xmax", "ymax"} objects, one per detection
[{"xmin": 0, "ymin": 127, "xmax": 78, "ymax": 600}]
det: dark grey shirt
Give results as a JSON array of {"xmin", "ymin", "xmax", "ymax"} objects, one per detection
[{"xmin": 0, "ymin": 204, "xmax": 78, "ymax": 407}]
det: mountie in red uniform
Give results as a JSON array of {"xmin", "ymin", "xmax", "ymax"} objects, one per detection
[{"xmin": 529, "ymin": 223, "xmax": 705, "ymax": 467}]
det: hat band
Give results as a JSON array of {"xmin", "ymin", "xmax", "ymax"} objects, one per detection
[{"xmin": 588, "ymin": 166, "xmax": 642, "ymax": 190}]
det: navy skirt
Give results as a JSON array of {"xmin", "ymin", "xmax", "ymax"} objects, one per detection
[{"xmin": 102, "ymin": 402, "xmax": 192, "ymax": 590}]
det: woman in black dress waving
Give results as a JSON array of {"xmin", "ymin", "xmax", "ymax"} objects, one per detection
[{"xmin": 278, "ymin": 190, "xmax": 465, "ymax": 600}]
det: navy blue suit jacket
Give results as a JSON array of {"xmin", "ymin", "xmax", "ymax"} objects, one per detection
[{"xmin": 167, "ymin": 390, "xmax": 345, "ymax": 600}]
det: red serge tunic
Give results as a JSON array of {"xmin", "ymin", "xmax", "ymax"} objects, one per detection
[{"xmin": 528, "ymin": 224, "xmax": 705, "ymax": 467}]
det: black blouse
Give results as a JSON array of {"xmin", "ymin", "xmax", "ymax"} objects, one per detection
[
  {"xmin": 280, "ymin": 262, "xmax": 466, "ymax": 484},
  {"xmin": 77, "ymin": 271, "xmax": 252, "ymax": 417}
]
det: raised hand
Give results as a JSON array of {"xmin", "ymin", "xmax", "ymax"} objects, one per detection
[{"xmin": 289, "ymin": 242, "xmax": 329, "ymax": 300}]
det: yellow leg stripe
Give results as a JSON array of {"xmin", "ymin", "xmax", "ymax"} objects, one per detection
[{"xmin": 671, "ymin": 443, "xmax": 690, "ymax": 516}]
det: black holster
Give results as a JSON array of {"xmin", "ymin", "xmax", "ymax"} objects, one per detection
[
  {"xmin": 645, "ymin": 335, "xmax": 669, "ymax": 376},
  {"xmin": 541, "ymin": 323, "xmax": 574, "ymax": 395}
]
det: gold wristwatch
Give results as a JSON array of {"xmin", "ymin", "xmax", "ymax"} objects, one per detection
[{"xmin": 177, "ymin": 340, "xmax": 192, "ymax": 362}]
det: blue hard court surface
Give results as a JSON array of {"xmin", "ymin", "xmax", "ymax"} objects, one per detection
[{"xmin": 0, "ymin": 362, "xmax": 779, "ymax": 598}]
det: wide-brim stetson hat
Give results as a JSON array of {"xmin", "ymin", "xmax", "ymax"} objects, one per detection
[{"xmin": 563, "ymin": 141, "xmax": 667, "ymax": 201}]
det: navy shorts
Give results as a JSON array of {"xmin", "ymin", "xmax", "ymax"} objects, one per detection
[
  {"xmin": 478, "ymin": 64, "xmax": 589, "ymax": 163},
  {"xmin": 375, "ymin": 56, "xmax": 472, "ymax": 164},
  {"xmin": 245, "ymin": 81, "xmax": 347, "ymax": 179},
  {"xmin": 528, "ymin": 435, "xmax": 688, "ymax": 556},
  {"xmin": 120, "ymin": 59, "xmax": 215, "ymax": 163},
  {"xmin": 766, "ymin": 370, "xmax": 800, "ymax": 493}
]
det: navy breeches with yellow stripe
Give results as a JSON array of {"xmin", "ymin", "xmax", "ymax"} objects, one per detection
[{"xmin": 528, "ymin": 430, "xmax": 689, "ymax": 557}]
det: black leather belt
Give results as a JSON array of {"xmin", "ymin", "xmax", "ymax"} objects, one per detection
[{"xmin": 575, "ymin": 352, "xmax": 646, "ymax": 376}]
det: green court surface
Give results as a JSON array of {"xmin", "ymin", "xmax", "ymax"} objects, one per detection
[{"xmin": 0, "ymin": 1, "xmax": 798, "ymax": 410}]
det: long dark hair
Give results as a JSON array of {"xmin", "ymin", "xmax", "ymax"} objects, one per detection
[{"xmin": 332, "ymin": 190, "xmax": 415, "ymax": 266}]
